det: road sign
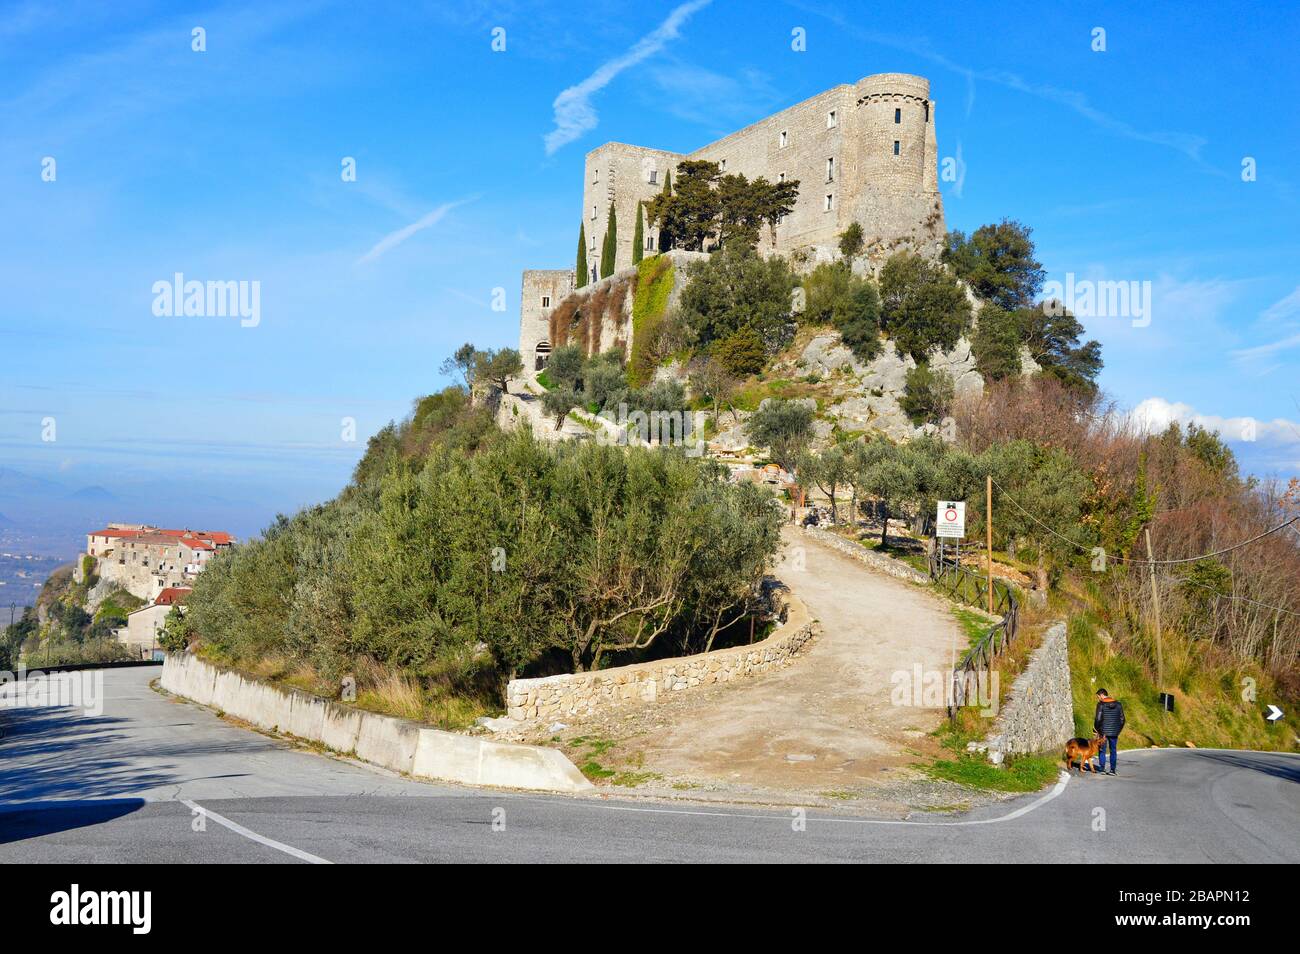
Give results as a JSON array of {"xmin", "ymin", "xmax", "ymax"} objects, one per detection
[
  {"xmin": 1266, "ymin": 704, "xmax": 1284, "ymax": 722},
  {"xmin": 936, "ymin": 500, "xmax": 965, "ymax": 538}
]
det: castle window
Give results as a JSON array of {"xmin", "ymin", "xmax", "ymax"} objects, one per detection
[
  {"xmin": 778, "ymin": 172, "xmax": 785, "ymax": 183},
  {"xmin": 648, "ymin": 169, "xmax": 657, "ymax": 184},
  {"xmin": 925, "ymin": 102, "xmax": 930, "ymax": 122},
  {"xmin": 541, "ymin": 296, "xmax": 551, "ymax": 309},
  {"xmin": 824, "ymin": 194, "xmax": 834, "ymax": 212},
  {"xmin": 894, "ymin": 107, "xmax": 901, "ymax": 124},
  {"xmin": 591, "ymin": 204, "xmax": 597, "ymax": 220},
  {"xmin": 893, "ymin": 140, "xmax": 900, "ymax": 156},
  {"xmin": 827, "ymin": 110, "xmax": 837, "ymax": 128},
  {"xmin": 645, "ymin": 235, "xmax": 655, "ymax": 251},
  {"xmin": 593, "ymin": 167, "xmax": 599, "ymax": 183},
  {"xmin": 826, "ymin": 157, "xmax": 834, "ymax": 182},
  {"xmin": 720, "ymin": 158, "xmax": 727, "ymax": 171},
  {"xmin": 779, "ymin": 130, "xmax": 787, "ymax": 148}
]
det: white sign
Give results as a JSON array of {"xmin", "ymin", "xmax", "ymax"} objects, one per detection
[{"xmin": 936, "ymin": 500, "xmax": 965, "ymax": 538}]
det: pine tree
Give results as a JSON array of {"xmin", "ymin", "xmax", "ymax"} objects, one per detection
[
  {"xmin": 600, "ymin": 204, "xmax": 617, "ymax": 278},
  {"xmin": 576, "ymin": 222, "xmax": 588, "ymax": 289},
  {"xmin": 632, "ymin": 202, "xmax": 645, "ymax": 265}
]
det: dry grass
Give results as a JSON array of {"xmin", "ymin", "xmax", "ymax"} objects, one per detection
[{"xmin": 197, "ymin": 647, "xmax": 495, "ymax": 731}]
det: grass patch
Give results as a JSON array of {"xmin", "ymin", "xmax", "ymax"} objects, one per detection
[
  {"xmin": 627, "ymin": 255, "xmax": 675, "ymax": 387},
  {"xmin": 926, "ymin": 753, "xmax": 1060, "ymax": 793},
  {"xmin": 535, "ymin": 369, "xmax": 553, "ymax": 390},
  {"xmin": 610, "ymin": 770, "xmax": 662, "ymax": 787},
  {"xmin": 951, "ymin": 607, "xmax": 994, "ymax": 649},
  {"xmin": 580, "ymin": 760, "xmax": 616, "ymax": 780},
  {"xmin": 1065, "ymin": 608, "xmax": 1297, "ymax": 751},
  {"xmin": 819, "ymin": 790, "xmax": 858, "ymax": 800}
]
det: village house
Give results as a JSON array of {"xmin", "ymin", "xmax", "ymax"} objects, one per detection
[
  {"xmin": 81, "ymin": 524, "xmax": 234, "ymax": 601},
  {"xmin": 121, "ymin": 585, "xmax": 191, "ymax": 658}
]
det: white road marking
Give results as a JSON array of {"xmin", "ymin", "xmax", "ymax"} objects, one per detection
[
  {"xmin": 181, "ymin": 799, "xmax": 333, "ymax": 864},
  {"xmin": 587, "ymin": 771, "xmax": 1071, "ymax": 827}
]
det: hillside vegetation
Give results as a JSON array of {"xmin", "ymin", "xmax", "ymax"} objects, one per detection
[{"xmin": 167, "ymin": 388, "xmax": 782, "ymax": 727}]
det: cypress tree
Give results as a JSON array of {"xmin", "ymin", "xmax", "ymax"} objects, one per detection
[
  {"xmin": 657, "ymin": 170, "xmax": 673, "ymax": 251},
  {"xmin": 600, "ymin": 203, "xmax": 617, "ymax": 278},
  {"xmin": 632, "ymin": 203, "xmax": 645, "ymax": 265},
  {"xmin": 576, "ymin": 222, "xmax": 588, "ymax": 288}
]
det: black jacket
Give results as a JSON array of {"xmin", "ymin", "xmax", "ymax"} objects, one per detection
[{"xmin": 1094, "ymin": 698, "xmax": 1125, "ymax": 737}]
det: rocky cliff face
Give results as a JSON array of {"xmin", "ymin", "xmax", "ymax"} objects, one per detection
[{"xmin": 794, "ymin": 331, "xmax": 1041, "ymax": 442}]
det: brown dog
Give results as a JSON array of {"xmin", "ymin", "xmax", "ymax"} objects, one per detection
[{"xmin": 1063, "ymin": 734, "xmax": 1106, "ymax": 775}]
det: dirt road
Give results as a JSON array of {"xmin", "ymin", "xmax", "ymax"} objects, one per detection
[{"xmin": 556, "ymin": 526, "xmax": 970, "ymax": 808}]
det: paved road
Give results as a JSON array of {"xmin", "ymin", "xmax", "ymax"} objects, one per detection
[{"xmin": 1, "ymin": 667, "xmax": 1296, "ymax": 863}]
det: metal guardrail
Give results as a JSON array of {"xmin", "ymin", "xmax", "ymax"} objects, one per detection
[{"xmin": 928, "ymin": 549, "xmax": 1020, "ymax": 719}]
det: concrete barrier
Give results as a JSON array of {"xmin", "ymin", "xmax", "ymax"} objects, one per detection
[{"xmin": 161, "ymin": 653, "xmax": 592, "ymax": 793}]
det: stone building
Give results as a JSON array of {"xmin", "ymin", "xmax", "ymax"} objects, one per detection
[
  {"xmin": 81, "ymin": 525, "xmax": 233, "ymax": 602},
  {"xmin": 521, "ymin": 72, "xmax": 945, "ymax": 372}
]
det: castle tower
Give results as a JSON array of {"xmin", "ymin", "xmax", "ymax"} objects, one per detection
[
  {"xmin": 582, "ymin": 144, "xmax": 685, "ymax": 281},
  {"xmin": 520, "ymin": 269, "xmax": 574, "ymax": 373},
  {"xmin": 846, "ymin": 72, "xmax": 945, "ymax": 259}
]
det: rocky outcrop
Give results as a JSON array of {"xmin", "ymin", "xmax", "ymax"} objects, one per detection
[{"xmin": 797, "ymin": 329, "xmax": 1042, "ymax": 444}]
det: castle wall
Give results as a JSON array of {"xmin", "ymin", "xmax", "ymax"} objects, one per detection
[
  {"xmin": 586, "ymin": 73, "xmax": 945, "ymax": 265},
  {"xmin": 522, "ymin": 73, "xmax": 947, "ymax": 366},
  {"xmin": 689, "ymin": 84, "xmax": 856, "ymax": 259},
  {"xmin": 520, "ymin": 269, "xmax": 575, "ymax": 374},
  {"xmin": 583, "ymin": 144, "xmax": 684, "ymax": 281}
]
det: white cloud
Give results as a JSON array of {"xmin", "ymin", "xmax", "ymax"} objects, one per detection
[
  {"xmin": 543, "ymin": 0, "xmax": 711, "ymax": 155},
  {"xmin": 790, "ymin": 3, "xmax": 1220, "ymax": 176},
  {"xmin": 1230, "ymin": 285, "xmax": 1300, "ymax": 364},
  {"xmin": 649, "ymin": 61, "xmax": 778, "ymax": 129},
  {"xmin": 1261, "ymin": 285, "xmax": 1300, "ymax": 324},
  {"xmin": 355, "ymin": 198, "xmax": 472, "ymax": 265},
  {"xmin": 1129, "ymin": 397, "xmax": 1300, "ymax": 447}
]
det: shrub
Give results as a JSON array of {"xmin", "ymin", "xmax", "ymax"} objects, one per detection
[
  {"xmin": 899, "ymin": 363, "xmax": 955, "ymax": 425},
  {"xmin": 879, "ymin": 252, "xmax": 972, "ymax": 360}
]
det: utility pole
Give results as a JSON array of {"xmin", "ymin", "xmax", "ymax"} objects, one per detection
[
  {"xmin": 986, "ymin": 475, "xmax": 994, "ymax": 614},
  {"xmin": 1145, "ymin": 527, "xmax": 1164, "ymax": 697}
]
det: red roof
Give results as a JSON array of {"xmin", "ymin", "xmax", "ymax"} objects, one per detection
[
  {"xmin": 89, "ymin": 527, "xmax": 233, "ymax": 546},
  {"xmin": 155, "ymin": 587, "xmax": 192, "ymax": 606}
]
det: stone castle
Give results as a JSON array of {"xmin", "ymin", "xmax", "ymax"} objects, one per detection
[{"xmin": 520, "ymin": 72, "xmax": 945, "ymax": 374}]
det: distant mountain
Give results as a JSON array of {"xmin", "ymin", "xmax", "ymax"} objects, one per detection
[
  {"xmin": 65, "ymin": 485, "xmax": 118, "ymax": 502},
  {"xmin": 0, "ymin": 467, "xmax": 64, "ymax": 498},
  {"xmin": 0, "ymin": 512, "xmax": 14, "ymax": 528}
]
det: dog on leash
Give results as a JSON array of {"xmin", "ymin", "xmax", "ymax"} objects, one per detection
[{"xmin": 1063, "ymin": 733, "xmax": 1106, "ymax": 775}]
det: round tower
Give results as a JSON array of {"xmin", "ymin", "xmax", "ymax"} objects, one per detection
[{"xmin": 853, "ymin": 73, "xmax": 932, "ymax": 194}]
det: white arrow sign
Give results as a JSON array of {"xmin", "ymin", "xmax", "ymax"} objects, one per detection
[{"xmin": 1266, "ymin": 704, "xmax": 1284, "ymax": 722}]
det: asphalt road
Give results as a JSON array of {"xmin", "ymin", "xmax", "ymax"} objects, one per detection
[{"xmin": 1, "ymin": 667, "xmax": 1296, "ymax": 863}]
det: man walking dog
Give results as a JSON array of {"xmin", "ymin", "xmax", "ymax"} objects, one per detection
[{"xmin": 1093, "ymin": 688, "xmax": 1125, "ymax": 775}]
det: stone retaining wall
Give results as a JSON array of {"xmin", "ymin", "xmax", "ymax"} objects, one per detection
[
  {"xmin": 505, "ymin": 594, "xmax": 817, "ymax": 723},
  {"xmin": 161, "ymin": 653, "xmax": 591, "ymax": 792},
  {"xmin": 800, "ymin": 526, "xmax": 931, "ymax": 585},
  {"xmin": 982, "ymin": 621, "xmax": 1074, "ymax": 761}
]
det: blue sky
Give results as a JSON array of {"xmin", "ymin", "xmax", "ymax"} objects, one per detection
[{"xmin": 2, "ymin": 0, "xmax": 1298, "ymax": 544}]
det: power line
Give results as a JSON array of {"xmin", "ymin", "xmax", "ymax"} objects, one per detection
[
  {"xmin": 1175, "ymin": 575, "xmax": 1300, "ymax": 620},
  {"xmin": 986, "ymin": 477, "xmax": 1300, "ymax": 621},
  {"xmin": 988, "ymin": 477, "xmax": 1300, "ymax": 566}
]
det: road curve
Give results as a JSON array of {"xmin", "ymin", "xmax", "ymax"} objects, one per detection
[{"xmin": 1, "ymin": 667, "xmax": 1296, "ymax": 863}]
